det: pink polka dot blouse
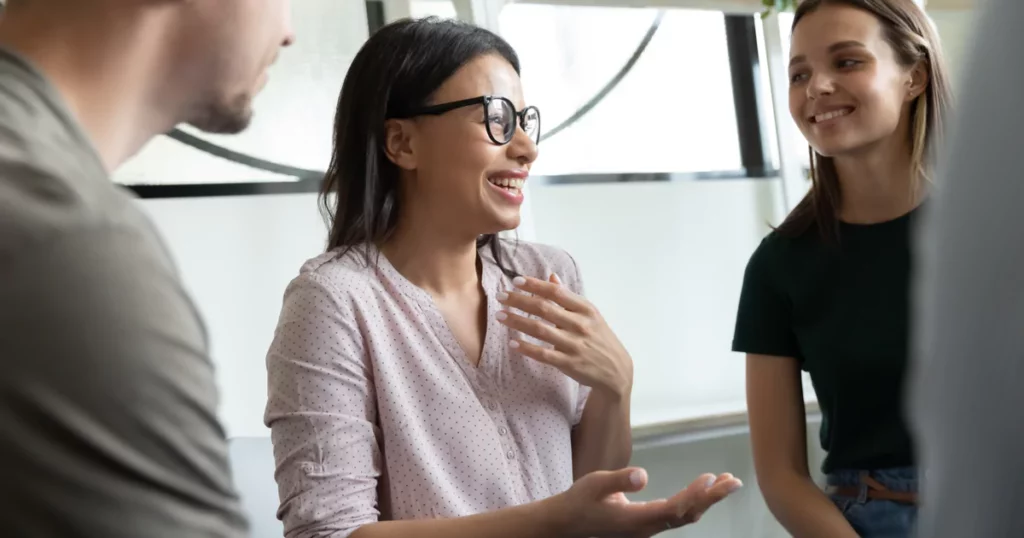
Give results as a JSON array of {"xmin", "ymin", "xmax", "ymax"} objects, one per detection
[{"xmin": 264, "ymin": 241, "xmax": 591, "ymax": 537}]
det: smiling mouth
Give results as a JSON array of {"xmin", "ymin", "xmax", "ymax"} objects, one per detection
[
  {"xmin": 487, "ymin": 177, "xmax": 526, "ymax": 194},
  {"xmin": 810, "ymin": 107, "xmax": 855, "ymax": 124}
]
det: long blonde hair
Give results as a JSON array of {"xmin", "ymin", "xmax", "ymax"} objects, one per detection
[{"xmin": 776, "ymin": 0, "xmax": 952, "ymax": 241}]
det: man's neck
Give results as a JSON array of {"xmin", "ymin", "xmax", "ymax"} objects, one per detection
[{"xmin": 0, "ymin": 5, "xmax": 180, "ymax": 171}]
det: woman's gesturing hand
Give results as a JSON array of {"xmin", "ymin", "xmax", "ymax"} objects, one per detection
[
  {"xmin": 496, "ymin": 274, "xmax": 633, "ymax": 397},
  {"xmin": 550, "ymin": 467, "xmax": 743, "ymax": 538}
]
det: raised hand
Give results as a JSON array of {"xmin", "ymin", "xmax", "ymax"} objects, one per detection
[
  {"xmin": 496, "ymin": 274, "xmax": 632, "ymax": 397},
  {"xmin": 552, "ymin": 467, "xmax": 744, "ymax": 538}
]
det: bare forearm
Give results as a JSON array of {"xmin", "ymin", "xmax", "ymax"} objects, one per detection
[
  {"xmin": 763, "ymin": 474, "xmax": 859, "ymax": 538},
  {"xmin": 349, "ymin": 496, "xmax": 569, "ymax": 538},
  {"xmin": 572, "ymin": 388, "xmax": 632, "ymax": 478}
]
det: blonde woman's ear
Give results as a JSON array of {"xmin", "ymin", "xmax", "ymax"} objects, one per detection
[{"xmin": 907, "ymin": 63, "xmax": 930, "ymax": 99}]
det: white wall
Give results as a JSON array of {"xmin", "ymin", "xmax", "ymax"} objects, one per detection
[
  {"xmin": 530, "ymin": 178, "xmax": 815, "ymax": 425},
  {"xmin": 140, "ymin": 193, "xmax": 326, "ymax": 438}
]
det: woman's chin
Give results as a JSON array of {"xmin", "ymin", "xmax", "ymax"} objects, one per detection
[
  {"xmin": 479, "ymin": 213, "xmax": 521, "ymax": 236},
  {"xmin": 500, "ymin": 214, "xmax": 521, "ymax": 233},
  {"xmin": 809, "ymin": 134, "xmax": 877, "ymax": 159}
]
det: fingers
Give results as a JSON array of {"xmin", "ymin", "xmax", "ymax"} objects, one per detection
[
  {"xmin": 621, "ymin": 468, "xmax": 650, "ymax": 494},
  {"xmin": 599, "ymin": 477, "xmax": 741, "ymax": 537},
  {"xmin": 660, "ymin": 473, "xmax": 714, "ymax": 518},
  {"xmin": 591, "ymin": 471, "xmax": 685, "ymax": 532},
  {"xmin": 585, "ymin": 467, "xmax": 649, "ymax": 497},
  {"xmin": 497, "ymin": 289, "xmax": 584, "ymax": 334},
  {"xmin": 508, "ymin": 338, "xmax": 571, "ymax": 370},
  {"xmin": 663, "ymin": 473, "xmax": 743, "ymax": 527},
  {"xmin": 702, "ymin": 474, "xmax": 743, "ymax": 507},
  {"xmin": 510, "ymin": 275, "xmax": 593, "ymax": 314},
  {"xmin": 606, "ymin": 474, "xmax": 709, "ymax": 528},
  {"xmin": 498, "ymin": 311, "xmax": 578, "ymax": 351},
  {"xmin": 610, "ymin": 496, "xmax": 690, "ymax": 535}
]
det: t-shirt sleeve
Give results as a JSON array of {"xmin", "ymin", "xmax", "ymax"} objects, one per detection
[
  {"xmin": 732, "ymin": 236, "xmax": 800, "ymax": 358},
  {"xmin": 0, "ymin": 225, "xmax": 247, "ymax": 538}
]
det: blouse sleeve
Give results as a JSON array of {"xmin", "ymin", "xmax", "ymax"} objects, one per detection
[{"xmin": 264, "ymin": 273, "xmax": 380, "ymax": 538}]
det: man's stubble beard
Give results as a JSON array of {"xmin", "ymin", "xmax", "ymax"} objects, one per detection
[{"xmin": 188, "ymin": 92, "xmax": 254, "ymax": 135}]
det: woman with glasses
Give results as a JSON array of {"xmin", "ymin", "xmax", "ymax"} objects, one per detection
[{"xmin": 264, "ymin": 17, "xmax": 740, "ymax": 538}]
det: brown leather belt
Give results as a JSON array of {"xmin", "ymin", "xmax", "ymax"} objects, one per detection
[{"xmin": 825, "ymin": 472, "xmax": 918, "ymax": 505}]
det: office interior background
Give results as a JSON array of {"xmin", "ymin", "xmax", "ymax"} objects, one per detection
[{"xmin": 115, "ymin": 0, "xmax": 977, "ymax": 535}]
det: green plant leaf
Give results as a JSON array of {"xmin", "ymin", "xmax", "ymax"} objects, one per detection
[{"xmin": 762, "ymin": 0, "xmax": 798, "ymax": 17}]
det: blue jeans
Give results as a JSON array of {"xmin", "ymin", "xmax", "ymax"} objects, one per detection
[{"xmin": 826, "ymin": 467, "xmax": 918, "ymax": 538}]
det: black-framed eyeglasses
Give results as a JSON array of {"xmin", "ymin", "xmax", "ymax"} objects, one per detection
[{"xmin": 389, "ymin": 96, "xmax": 541, "ymax": 146}]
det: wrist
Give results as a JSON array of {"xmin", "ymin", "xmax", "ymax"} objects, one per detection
[
  {"xmin": 535, "ymin": 492, "xmax": 576, "ymax": 538},
  {"xmin": 596, "ymin": 374, "xmax": 633, "ymax": 402}
]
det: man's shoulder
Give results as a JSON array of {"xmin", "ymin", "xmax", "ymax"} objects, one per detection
[
  {"xmin": 0, "ymin": 47, "xmax": 106, "ymax": 183},
  {"xmin": 0, "ymin": 92, "xmax": 150, "ymax": 267},
  {"xmin": 0, "ymin": 155, "xmax": 180, "ymax": 324},
  {"xmin": 0, "ymin": 162, "xmax": 157, "ymax": 267},
  {"xmin": 0, "ymin": 46, "xmax": 124, "ymax": 259}
]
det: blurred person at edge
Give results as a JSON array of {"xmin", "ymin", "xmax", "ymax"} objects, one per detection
[{"xmin": 0, "ymin": 0, "xmax": 293, "ymax": 536}]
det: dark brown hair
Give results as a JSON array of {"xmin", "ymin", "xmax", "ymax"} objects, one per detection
[{"xmin": 775, "ymin": 0, "xmax": 952, "ymax": 241}]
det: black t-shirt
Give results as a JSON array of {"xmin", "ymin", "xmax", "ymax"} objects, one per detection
[{"xmin": 732, "ymin": 208, "xmax": 920, "ymax": 474}]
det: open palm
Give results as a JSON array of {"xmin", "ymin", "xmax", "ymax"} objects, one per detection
[{"xmin": 566, "ymin": 469, "xmax": 742, "ymax": 538}]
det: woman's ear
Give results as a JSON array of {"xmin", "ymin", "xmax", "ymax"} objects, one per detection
[
  {"xmin": 383, "ymin": 119, "xmax": 418, "ymax": 171},
  {"xmin": 906, "ymin": 61, "xmax": 930, "ymax": 101}
]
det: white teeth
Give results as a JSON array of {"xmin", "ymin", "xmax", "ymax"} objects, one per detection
[
  {"xmin": 488, "ymin": 178, "xmax": 525, "ymax": 189},
  {"xmin": 814, "ymin": 108, "xmax": 852, "ymax": 123}
]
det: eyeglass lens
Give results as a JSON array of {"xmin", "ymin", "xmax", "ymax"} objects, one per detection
[{"xmin": 486, "ymin": 99, "xmax": 539, "ymax": 144}]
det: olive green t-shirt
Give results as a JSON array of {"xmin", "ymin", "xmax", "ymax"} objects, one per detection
[
  {"xmin": 733, "ymin": 209, "xmax": 920, "ymax": 474},
  {"xmin": 0, "ymin": 47, "xmax": 247, "ymax": 536}
]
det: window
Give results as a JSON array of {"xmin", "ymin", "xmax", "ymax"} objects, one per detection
[
  {"xmin": 500, "ymin": 5, "xmax": 766, "ymax": 178},
  {"xmin": 410, "ymin": 0, "xmax": 457, "ymax": 19},
  {"xmin": 754, "ymin": 16, "xmax": 781, "ymax": 170},
  {"xmin": 778, "ymin": 12, "xmax": 795, "ymax": 59},
  {"xmin": 775, "ymin": 11, "xmax": 812, "ymax": 170},
  {"xmin": 115, "ymin": 1, "xmax": 776, "ymax": 197},
  {"xmin": 114, "ymin": 0, "xmax": 369, "ymax": 195}
]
